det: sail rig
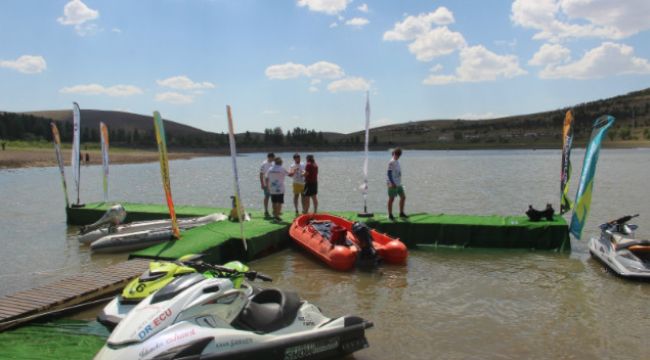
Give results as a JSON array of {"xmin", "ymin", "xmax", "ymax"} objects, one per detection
[
  {"xmin": 358, "ymin": 92, "xmax": 373, "ymax": 217},
  {"xmin": 560, "ymin": 110, "xmax": 574, "ymax": 215},
  {"xmin": 71, "ymin": 102, "xmax": 81, "ymax": 205},
  {"xmin": 50, "ymin": 123, "xmax": 69, "ymax": 208},
  {"xmin": 100, "ymin": 122, "xmax": 110, "ymax": 203},
  {"xmin": 153, "ymin": 111, "xmax": 181, "ymax": 239},
  {"xmin": 569, "ymin": 115, "xmax": 615, "ymax": 239},
  {"xmin": 227, "ymin": 105, "xmax": 248, "ymax": 251}
]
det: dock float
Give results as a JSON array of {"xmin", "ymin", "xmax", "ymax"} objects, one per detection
[
  {"xmin": 0, "ymin": 259, "xmax": 150, "ymax": 331},
  {"xmin": 67, "ymin": 203, "xmax": 570, "ymax": 257}
]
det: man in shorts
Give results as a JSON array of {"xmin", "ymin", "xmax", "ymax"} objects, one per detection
[
  {"xmin": 289, "ymin": 153, "xmax": 306, "ymax": 215},
  {"xmin": 259, "ymin": 153, "xmax": 275, "ymax": 218},
  {"xmin": 265, "ymin": 157, "xmax": 292, "ymax": 221},
  {"xmin": 302, "ymin": 154, "xmax": 319, "ymax": 214},
  {"xmin": 387, "ymin": 148, "xmax": 407, "ymax": 221}
]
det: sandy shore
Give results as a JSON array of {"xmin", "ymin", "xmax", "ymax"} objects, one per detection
[{"xmin": 0, "ymin": 148, "xmax": 216, "ymax": 169}]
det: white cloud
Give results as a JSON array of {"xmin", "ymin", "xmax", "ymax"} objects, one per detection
[
  {"xmin": 528, "ymin": 43, "xmax": 571, "ymax": 66},
  {"xmin": 57, "ymin": 0, "xmax": 99, "ymax": 36},
  {"xmin": 511, "ymin": 0, "xmax": 650, "ymax": 41},
  {"xmin": 306, "ymin": 61, "xmax": 345, "ymax": 78},
  {"xmin": 0, "ymin": 55, "xmax": 47, "ymax": 74},
  {"xmin": 297, "ymin": 0, "xmax": 351, "ymax": 15},
  {"xmin": 262, "ymin": 110, "xmax": 279, "ymax": 115},
  {"xmin": 310, "ymin": 79, "xmax": 322, "ymax": 85},
  {"xmin": 539, "ymin": 42, "xmax": 650, "ymax": 79},
  {"xmin": 408, "ymin": 26, "xmax": 466, "ymax": 61},
  {"xmin": 157, "ymin": 75, "xmax": 216, "ymax": 90},
  {"xmin": 329, "ymin": 22, "xmax": 339, "ymax": 28},
  {"xmin": 265, "ymin": 62, "xmax": 308, "ymax": 79},
  {"xmin": 266, "ymin": 61, "xmax": 344, "ymax": 80},
  {"xmin": 327, "ymin": 77, "xmax": 370, "ymax": 92},
  {"xmin": 357, "ymin": 3, "xmax": 369, "ymax": 13},
  {"xmin": 111, "ymin": 28, "xmax": 122, "ymax": 33},
  {"xmin": 309, "ymin": 86, "xmax": 319, "ymax": 92},
  {"xmin": 57, "ymin": 0, "xmax": 98, "ymax": 25},
  {"xmin": 155, "ymin": 92, "xmax": 194, "ymax": 104},
  {"xmin": 345, "ymin": 17, "xmax": 369, "ymax": 28},
  {"xmin": 423, "ymin": 45, "xmax": 527, "ymax": 85},
  {"xmin": 59, "ymin": 84, "xmax": 143, "ymax": 96},
  {"xmin": 383, "ymin": 7, "xmax": 455, "ymax": 41},
  {"xmin": 430, "ymin": 64, "xmax": 443, "ymax": 72}
]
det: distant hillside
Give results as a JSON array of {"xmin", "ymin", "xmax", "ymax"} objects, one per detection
[
  {"xmin": 2, "ymin": 87, "xmax": 650, "ymax": 149},
  {"xmin": 342, "ymin": 87, "xmax": 650, "ymax": 148}
]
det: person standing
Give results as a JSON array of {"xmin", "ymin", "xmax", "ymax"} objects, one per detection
[
  {"xmin": 289, "ymin": 153, "xmax": 306, "ymax": 215},
  {"xmin": 265, "ymin": 157, "xmax": 291, "ymax": 221},
  {"xmin": 259, "ymin": 152, "xmax": 275, "ymax": 218},
  {"xmin": 387, "ymin": 148, "xmax": 407, "ymax": 221},
  {"xmin": 302, "ymin": 154, "xmax": 319, "ymax": 214}
]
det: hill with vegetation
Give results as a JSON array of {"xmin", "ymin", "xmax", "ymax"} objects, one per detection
[{"xmin": 1, "ymin": 87, "xmax": 649, "ymax": 150}]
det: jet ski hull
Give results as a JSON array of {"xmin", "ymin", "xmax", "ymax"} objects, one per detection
[{"xmin": 588, "ymin": 236, "xmax": 650, "ymax": 280}]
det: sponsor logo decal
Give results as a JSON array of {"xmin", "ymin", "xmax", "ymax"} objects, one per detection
[{"xmin": 138, "ymin": 308, "xmax": 172, "ymax": 340}]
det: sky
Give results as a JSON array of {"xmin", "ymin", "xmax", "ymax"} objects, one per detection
[{"xmin": 1, "ymin": 0, "xmax": 650, "ymax": 134}]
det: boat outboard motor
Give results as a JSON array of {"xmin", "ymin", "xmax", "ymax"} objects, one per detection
[
  {"xmin": 352, "ymin": 222, "xmax": 379, "ymax": 268},
  {"xmin": 80, "ymin": 204, "xmax": 127, "ymax": 234}
]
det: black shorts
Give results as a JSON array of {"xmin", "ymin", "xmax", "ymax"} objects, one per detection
[
  {"xmin": 303, "ymin": 182, "xmax": 318, "ymax": 196},
  {"xmin": 271, "ymin": 194, "xmax": 284, "ymax": 204}
]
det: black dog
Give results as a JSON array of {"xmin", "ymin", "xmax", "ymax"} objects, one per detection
[{"xmin": 526, "ymin": 204, "xmax": 555, "ymax": 221}]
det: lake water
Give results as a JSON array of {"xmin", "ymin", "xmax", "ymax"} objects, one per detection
[{"xmin": 1, "ymin": 149, "xmax": 649, "ymax": 359}]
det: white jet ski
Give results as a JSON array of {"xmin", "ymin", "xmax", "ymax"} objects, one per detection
[
  {"xmin": 94, "ymin": 272, "xmax": 373, "ymax": 359},
  {"xmin": 588, "ymin": 214, "xmax": 650, "ymax": 279}
]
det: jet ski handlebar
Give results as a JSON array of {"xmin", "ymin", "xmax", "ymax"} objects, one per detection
[
  {"xmin": 184, "ymin": 261, "xmax": 273, "ymax": 282},
  {"xmin": 608, "ymin": 214, "xmax": 639, "ymax": 226}
]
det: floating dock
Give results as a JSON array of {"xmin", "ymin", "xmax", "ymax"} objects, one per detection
[
  {"xmin": 0, "ymin": 259, "xmax": 150, "ymax": 331},
  {"xmin": 68, "ymin": 202, "xmax": 570, "ymax": 259}
]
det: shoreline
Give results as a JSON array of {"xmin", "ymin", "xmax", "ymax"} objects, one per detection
[{"xmin": 1, "ymin": 141, "xmax": 648, "ymax": 169}]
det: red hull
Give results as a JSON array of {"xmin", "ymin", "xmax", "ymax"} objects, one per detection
[{"xmin": 289, "ymin": 214, "xmax": 408, "ymax": 271}]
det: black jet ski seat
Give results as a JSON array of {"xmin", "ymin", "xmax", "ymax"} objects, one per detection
[{"xmin": 234, "ymin": 288, "xmax": 303, "ymax": 333}]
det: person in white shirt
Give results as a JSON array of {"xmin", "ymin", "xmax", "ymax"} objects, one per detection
[
  {"xmin": 289, "ymin": 153, "xmax": 306, "ymax": 215},
  {"xmin": 387, "ymin": 148, "xmax": 407, "ymax": 221},
  {"xmin": 259, "ymin": 153, "xmax": 275, "ymax": 218},
  {"xmin": 265, "ymin": 157, "xmax": 295, "ymax": 221}
]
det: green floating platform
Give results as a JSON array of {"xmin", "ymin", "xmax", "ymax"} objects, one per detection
[{"xmin": 68, "ymin": 202, "xmax": 570, "ymax": 263}]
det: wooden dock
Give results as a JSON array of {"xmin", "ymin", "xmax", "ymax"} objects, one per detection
[{"xmin": 0, "ymin": 259, "xmax": 150, "ymax": 331}]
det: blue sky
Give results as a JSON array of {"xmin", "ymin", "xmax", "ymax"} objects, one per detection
[{"xmin": 1, "ymin": 0, "xmax": 649, "ymax": 133}]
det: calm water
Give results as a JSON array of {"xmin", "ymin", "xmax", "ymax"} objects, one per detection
[{"xmin": 1, "ymin": 149, "xmax": 649, "ymax": 359}]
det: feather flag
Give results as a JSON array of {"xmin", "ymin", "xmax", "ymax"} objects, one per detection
[
  {"xmin": 153, "ymin": 111, "xmax": 181, "ymax": 239},
  {"xmin": 100, "ymin": 122, "xmax": 110, "ymax": 203},
  {"xmin": 71, "ymin": 102, "xmax": 81, "ymax": 205},
  {"xmin": 560, "ymin": 110, "xmax": 574, "ymax": 215},
  {"xmin": 227, "ymin": 105, "xmax": 247, "ymax": 251},
  {"xmin": 569, "ymin": 115, "xmax": 615, "ymax": 239},
  {"xmin": 50, "ymin": 123, "xmax": 70, "ymax": 208}
]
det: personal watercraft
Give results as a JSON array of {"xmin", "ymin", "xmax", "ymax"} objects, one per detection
[
  {"xmin": 98, "ymin": 258, "xmax": 258, "ymax": 330},
  {"xmin": 588, "ymin": 214, "xmax": 650, "ymax": 279},
  {"xmin": 94, "ymin": 267, "xmax": 372, "ymax": 360}
]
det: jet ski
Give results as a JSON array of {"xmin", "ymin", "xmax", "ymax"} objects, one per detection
[
  {"xmin": 588, "ymin": 214, "xmax": 650, "ymax": 279},
  {"xmin": 94, "ymin": 267, "xmax": 373, "ymax": 360},
  {"xmin": 98, "ymin": 258, "xmax": 258, "ymax": 330}
]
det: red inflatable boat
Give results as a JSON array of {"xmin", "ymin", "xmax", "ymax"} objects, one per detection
[{"xmin": 289, "ymin": 214, "xmax": 408, "ymax": 271}]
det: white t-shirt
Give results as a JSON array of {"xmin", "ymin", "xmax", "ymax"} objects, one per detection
[
  {"xmin": 289, "ymin": 162, "xmax": 306, "ymax": 184},
  {"xmin": 387, "ymin": 158, "xmax": 402, "ymax": 186},
  {"xmin": 259, "ymin": 160, "xmax": 273, "ymax": 175},
  {"xmin": 265, "ymin": 164, "xmax": 289, "ymax": 195}
]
